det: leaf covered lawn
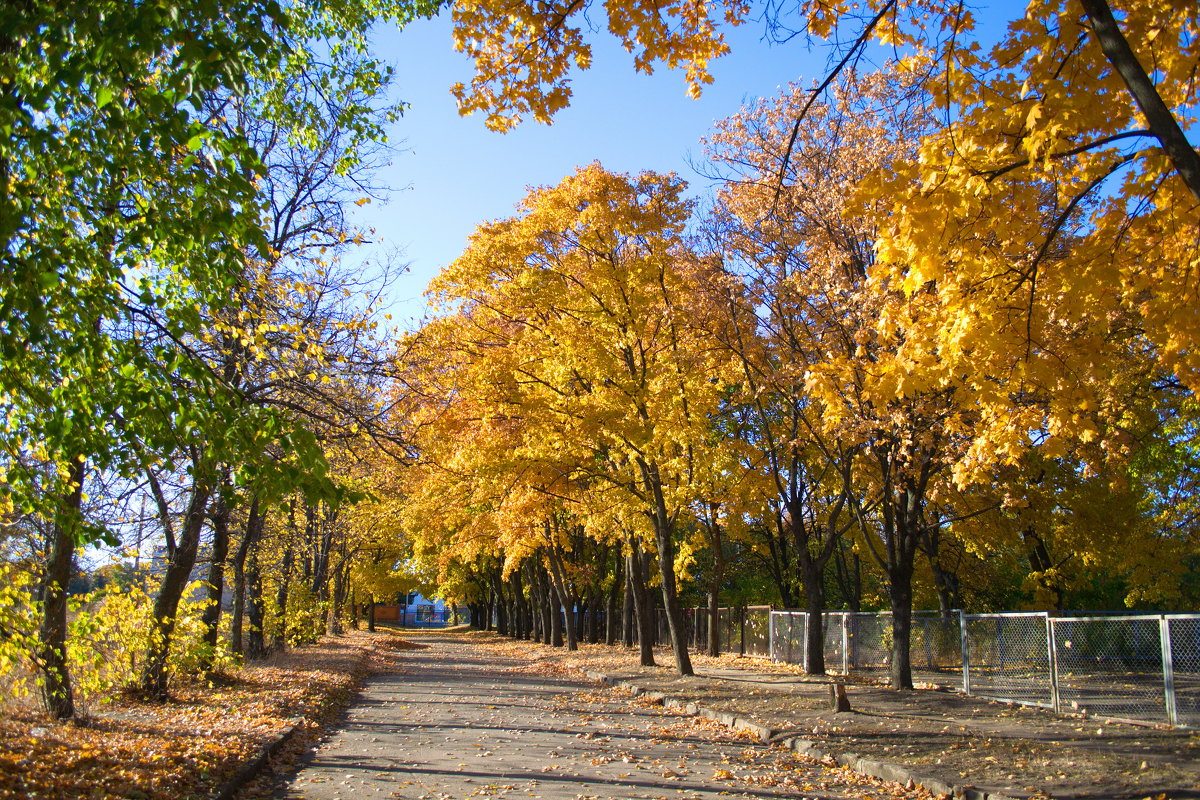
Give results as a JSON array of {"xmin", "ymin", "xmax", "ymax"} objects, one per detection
[{"xmin": 0, "ymin": 630, "xmax": 407, "ymax": 800}]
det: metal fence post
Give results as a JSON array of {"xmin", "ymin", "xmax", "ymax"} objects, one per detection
[
  {"xmin": 842, "ymin": 612, "xmax": 850, "ymax": 675},
  {"xmin": 1046, "ymin": 613, "xmax": 1061, "ymax": 714},
  {"xmin": 1160, "ymin": 615, "xmax": 1178, "ymax": 727},
  {"xmin": 739, "ymin": 606, "xmax": 746, "ymax": 656},
  {"xmin": 960, "ymin": 610, "xmax": 971, "ymax": 696},
  {"xmin": 769, "ymin": 611, "xmax": 776, "ymax": 662},
  {"xmin": 802, "ymin": 613, "xmax": 809, "ymax": 673}
]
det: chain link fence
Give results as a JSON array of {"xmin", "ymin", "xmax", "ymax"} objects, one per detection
[
  {"xmin": 1166, "ymin": 616, "xmax": 1200, "ymax": 727},
  {"xmin": 764, "ymin": 609, "xmax": 1197, "ymax": 728},
  {"xmin": 772, "ymin": 611, "xmax": 962, "ymax": 688},
  {"xmin": 962, "ymin": 612, "xmax": 1053, "ymax": 706},
  {"xmin": 634, "ymin": 604, "xmax": 1197, "ymax": 729}
]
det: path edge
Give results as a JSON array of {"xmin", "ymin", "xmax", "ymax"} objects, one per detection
[
  {"xmin": 211, "ymin": 718, "xmax": 302, "ymax": 800},
  {"xmin": 582, "ymin": 670, "xmax": 1018, "ymax": 800}
]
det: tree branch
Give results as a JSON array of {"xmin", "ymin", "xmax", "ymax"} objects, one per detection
[{"xmin": 1078, "ymin": 0, "xmax": 1200, "ymax": 202}]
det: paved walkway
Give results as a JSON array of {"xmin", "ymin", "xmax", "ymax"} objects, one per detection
[{"xmin": 278, "ymin": 635, "xmax": 885, "ymax": 800}]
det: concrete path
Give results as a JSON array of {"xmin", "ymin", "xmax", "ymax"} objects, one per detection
[{"xmin": 278, "ymin": 634, "xmax": 879, "ymax": 800}]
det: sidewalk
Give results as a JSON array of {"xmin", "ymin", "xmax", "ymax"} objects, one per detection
[
  {"xmin": 475, "ymin": 634, "xmax": 1199, "ymax": 800},
  {"xmin": 274, "ymin": 633, "xmax": 926, "ymax": 800}
]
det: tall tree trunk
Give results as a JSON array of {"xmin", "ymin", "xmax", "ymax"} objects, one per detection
[
  {"xmin": 326, "ymin": 557, "xmax": 348, "ymax": 635},
  {"xmin": 605, "ymin": 557, "xmax": 622, "ymax": 646},
  {"xmin": 802, "ymin": 554, "xmax": 826, "ymax": 674},
  {"xmin": 537, "ymin": 565, "xmax": 553, "ymax": 644},
  {"xmin": 549, "ymin": 579, "xmax": 564, "ymax": 647},
  {"xmin": 705, "ymin": 517, "xmax": 724, "ymax": 657},
  {"xmin": 229, "ymin": 494, "xmax": 262, "ymax": 657},
  {"xmin": 200, "ymin": 484, "xmax": 231, "ymax": 672},
  {"xmin": 37, "ymin": 458, "xmax": 86, "ymax": 720},
  {"xmin": 622, "ymin": 554, "xmax": 634, "ymax": 648},
  {"xmin": 626, "ymin": 538, "xmax": 656, "ymax": 666},
  {"xmin": 889, "ymin": 559, "xmax": 915, "ymax": 690},
  {"xmin": 140, "ymin": 468, "xmax": 216, "ymax": 699},
  {"xmin": 641, "ymin": 460, "xmax": 693, "ymax": 676},
  {"xmin": 545, "ymin": 546, "xmax": 578, "ymax": 650},
  {"xmin": 272, "ymin": 534, "xmax": 295, "ymax": 651},
  {"xmin": 490, "ymin": 568, "xmax": 509, "ymax": 636},
  {"xmin": 525, "ymin": 562, "xmax": 545, "ymax": 643},
  {"xmin": 512, "ymin": 569, "xmax": 529, "ymax": 639},
  {"xmin": 245, "ymin": 531, "xmax": 267, "ymax": 659},
  {"xmin": 706, "ymin": 578, "xmax": 721, "ymax": 658},
  {"xmin": 884, "ymin": 488, "xmax": 922, "ymax": 690}
]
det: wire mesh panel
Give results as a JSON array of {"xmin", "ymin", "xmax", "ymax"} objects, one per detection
[
  {"xmin": 964, "ymin": 613, "xmax": 1053, "ymax": 708},
  {"xmin": 651, "ymin": 607, "xmax": 693, "ymax": 648},
  {"xmin": 824, "ymin": 612, "xmax": 848, "ymax": 673},
  {"xmin": 844, "ymin": 612, "xmax": 894, "ymax": 676},
  {"xmin": 770, "ymin": 611, "xmax": 808, "ymax": 667},
  {"xmin": 691, "ymin": 608, "xmax": 710, "ymax": 651},
  {"xmin": 718, "ymin": 607, "xmax": 742, "ymax": 655},
  {"xmin": 1051, "ymin": 615, "xmax": 1166, "ymax": 724},
  {"xmin": 912, "ymin": 613, "xmax": 965, "ymax": 688},
  {"xmin": 743, "ymin": 606, "xmax": 772, "ymax": 657},
  {"xmin": 1166, "ymin": 616, "xmax": 1200, "ymax": 727}
]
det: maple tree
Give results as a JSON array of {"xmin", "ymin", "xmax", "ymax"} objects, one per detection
[
  {"xmin": 700, "ymin": 70, "xmax": 961, "ymax": 684},
  {"xmin": 447, "ymin": 0, "xmax": 1199, "ymax": 473},
  {"xmin": 405, "ymin": 164, "xmax": 737, "ymax": 674}
]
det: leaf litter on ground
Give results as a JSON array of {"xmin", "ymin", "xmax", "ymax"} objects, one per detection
[{"xmin": 0, "ymin": 630, "xmax": 410, "ymax": 800}]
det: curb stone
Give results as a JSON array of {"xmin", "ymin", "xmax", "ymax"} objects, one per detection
[
  {"xmin": 581, "ymin": 669, "xmax": 1019, "ymax": 800},
  {"xmin": 212, "ymin": 718, "xmax": 302, "ymax": 800}
]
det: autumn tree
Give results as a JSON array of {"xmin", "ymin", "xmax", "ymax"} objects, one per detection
[
  {"xmin": 700, "ymin": 71, "xmax": 941, "ymax": 678},
  {"xmin": 446, "ymin": 0, "xmax": 1200, "ymax": 538},
  {"xmin": 411, "ymin": 164, "xmax": 734, "ymax": 674}
]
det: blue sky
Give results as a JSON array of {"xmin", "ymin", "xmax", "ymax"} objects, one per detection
[{"xmin": 354, "ymin": 12, "xmax": 828, "ymax": 325}]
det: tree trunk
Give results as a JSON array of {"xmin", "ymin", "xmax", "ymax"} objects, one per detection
[
  {"xmin": 706, "ymin": 579, "xmax": 721, "ymax": 658},
  {"xmin": 200, "ymin": 487, "xmax": 231, "ymax": 672},
  {"xmin": 622, "ymin": 555, "xmax": 634, "ymax": 648},
  {"xmin": 654, "ymin": 520, "xmax": 693, "ymax": 676},
  {"xmin": 512, "ymin": 569, "xmax": 529, "ymax": 639},
  {"xmin": 140, "ymin": 471, "xmax": 216, "ymax": 699},
  {"xmin": 549, "ymin": 578, "xmax": 564, "ymax": 647},
  {"xmin": 886, "ymin": 490, "xmax": 921, "ymax": 690},
  {"xmin": 802, "ymin": 556, "xmax": 826, "ymax": 674},
  {"xmin": 325, "ymin": 557, "xmax": 348, "ymax": 636},
  {"xmin": 605, "ymin": 559, "xmax": 622, "ymax": 646},
  {"xmin": 229, "ymin": 494, "xmax": 262, "ymax": 657},
  {"xmin": 245, "ymin": 532, "xmax": 267, "ymax": 660},
  {"xmin": 272, "ymin": 535, "xmax": 295, "ymax": 651},
  {"xmin": 626, "ymin": 539, "xmax": 656, "ymax": 666},
  {"xmin": 545, "ymin": 547, "xmax": 577, "ymax": 650},
  {"xmin": 490, "ymin": 568, "xmax": 509, "ymax": 636},
  {"xmin": 37, "ymin": 458, "xmax": 86, "ymax": 720},
  {"xmin": 537, "ymin": 566, "xmax": 553, "ymax": 644},
  {"xmin": 889, "ymin": 561, "xmax": 915, "ymax": 690},
  {"xmin": 1078, "ymin": 0, "xmax": 1200, "ymax": 203}
]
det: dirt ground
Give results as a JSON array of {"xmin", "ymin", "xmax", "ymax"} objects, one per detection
[{"xmin": 467, "ymin": 632, "xmax": 1199, "ymax": 800}]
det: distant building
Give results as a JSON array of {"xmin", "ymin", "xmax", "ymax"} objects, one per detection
[{"xmin": 372, "ymin": 592, "xmax": 452, "ymax": 626}]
